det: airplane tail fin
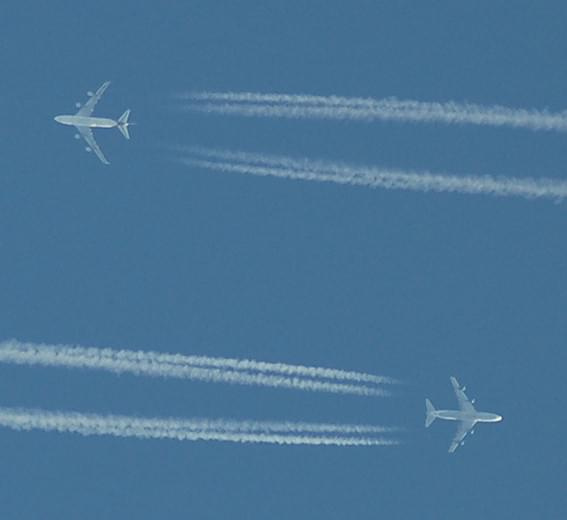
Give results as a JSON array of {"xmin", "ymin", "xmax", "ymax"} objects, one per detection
[
  {"xmin": 117, "ymin": 109, "xmax": 132, "ymax": 140},
  {"xmin": 425, "ymin": 399, "xmax": 436, "ymax": 428}
]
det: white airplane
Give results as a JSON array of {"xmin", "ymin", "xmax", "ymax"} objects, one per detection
[
  {"xmin": 54, "ymin": 81, "xmax": 131, "ymax": 165},
  {"xmin": 425, "ymin": 376, "xmax": 502, "ymax": 453}
]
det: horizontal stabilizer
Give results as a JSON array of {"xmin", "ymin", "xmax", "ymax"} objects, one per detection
[
  {"xmin": 117, "ymin": 109, "xmax": 131, "ymax": 140},
  {"xmin": 425, "ymin": 398, "xmax": 436, "ymax": 428}
]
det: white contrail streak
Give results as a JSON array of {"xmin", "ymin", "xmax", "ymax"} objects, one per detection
[
  {"xmin": 183, "ymin": 91, "xmax": 567, "ymax": 132},
  {"xmin": 0, "ymin": 407, "xmax": 398, "ymax": 446},
  {"xmin": 162, "ymin": 418, "xmax": 401, "ymax": 435},
  {"xmin": 177, "ymin": 146, "xmax": 567, "ymax": 201},
  {"xmin": 0, "ymin": 340, "xmax": 394, "ymax": 397}
]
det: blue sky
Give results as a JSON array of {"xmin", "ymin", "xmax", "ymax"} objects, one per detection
[{"xmin": 1, "ymin": 1, "xmax": 566, "ymax": 518}]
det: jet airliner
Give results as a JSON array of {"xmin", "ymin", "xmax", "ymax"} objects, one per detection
[
  {"xmin": 54, "ymin": 81, "xmax": 131, "ymax": 165},
  {"xmin": 426, "ymin": 376, "xmax": 502, "ymax": 453}
]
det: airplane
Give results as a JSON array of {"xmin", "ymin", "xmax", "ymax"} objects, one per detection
[
  {"xmin": 54, "ymin": 81, "xmax": 132, "ymax": 165},
  {"xmin": 425, "ymin": 376, "xmax": 502, "ymax": 453}
]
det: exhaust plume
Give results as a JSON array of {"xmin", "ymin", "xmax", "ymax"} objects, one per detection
[
  {"xmin": 0, "ymin": 406, "xmax": 399, "ymax": 447},
  {"xmin": 0, "ymin": 340, "xmax": 395, "ymax": 397},
  {"xmin": 177, "ymin": 146, "xmax": 567, "ymax": 201}
]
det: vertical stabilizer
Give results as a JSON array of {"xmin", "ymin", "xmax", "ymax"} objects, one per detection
[
  {"xmin": 117, "ymin": 109, "xmax": 131, "ymax": 139},
  {"xmin": 425, "ymin": 398, "xmax": 436, "ymax": 427}
]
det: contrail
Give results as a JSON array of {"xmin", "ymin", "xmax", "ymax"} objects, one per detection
[
  {"xmin": 0, "ymin": 407, "xmax": 398, "ymax": 446},
  {"xmin": 177, "ymin": 146, "xmax": 567, "ymax": 201},
  {"xmin": 182, "ymin": 91, "xmax": 567, "ymax": 132},
  {"xmin": 0, "ymin": 340, "xmax": 394, "ymax": 397},
  {"xmin": 162, "ymin": 418, "xmax": 401, "ymax": 436}
]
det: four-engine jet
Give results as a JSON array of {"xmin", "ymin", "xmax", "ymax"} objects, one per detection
[
  {"xmin": 425, "ymin": 376, "xmax": 502, "ymax": 453},
  {"xmin": 54, "ymin": 81, "xmax": 131, "ymax": 165}
]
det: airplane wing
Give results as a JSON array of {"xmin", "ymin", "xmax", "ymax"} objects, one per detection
[
  {"xmin": 77, "ymin": 126, "xmax": 110, "ymax": 165},
  {"xmin": 448, "ymin": 419, "xmax": 475, "ymax": 453},
  {"xmin": 450, "ymin": 376, "xmax": 475, "ymax": 413},
  {"xmin": 76, "ymin": 81, "xmax": 111, "ymax": 117}
]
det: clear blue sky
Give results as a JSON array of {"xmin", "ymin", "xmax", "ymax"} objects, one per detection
[{"xmin": 1, "ymin": 1, "xmax": 566, "ymax": 518}]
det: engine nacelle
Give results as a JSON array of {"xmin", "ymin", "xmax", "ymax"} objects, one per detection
[
  {"xmin": 75, "ymin": 102, "xmax": 81, "ymax": 108},
  {"xmin": 85, "ymin": 146, "xmax": 92, "ymax": 152},
  {"xmin": 87, "ymin": 91, "xmax": 94, "ymax": 97}
]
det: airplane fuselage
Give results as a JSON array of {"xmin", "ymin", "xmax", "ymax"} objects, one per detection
[
  {"xmin": 434, "ymin": 409, "xmax": 502, "ymax": 423},
  {"xmin": 54, "ymin": 115, "xmax": 117, "ymax": 129}
]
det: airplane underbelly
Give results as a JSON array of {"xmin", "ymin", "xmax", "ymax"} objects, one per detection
[
  {"xmin": 56, "ymin": 116, "xmax": 116, "ymax": 128},
  {"xmin": 436, "ymin": 411, "xmax": 461, "ymax": 421},
  {"xmin": 89, "ymin": 117, "xmax": 116, "ymax": 128},
  {"xmin": 88, "ymin": 117, "xmax": 117, "ymax": 128}
]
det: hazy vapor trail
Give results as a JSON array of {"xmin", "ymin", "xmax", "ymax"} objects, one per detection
[
  {"xmin": 160, "ymin": 417, "xmax": 400, "ymax": 435},
  {"xmin": 178, "ymin": 146, "xmax": 567, "ymax": 201},
  {"xmin": 0, "ymin": 340, "xmax": 393, "ymax": 397},
  {"xmin": 183, "ymin": 91, "xmax": 567, "ymax": 132},
  {"xmin": 0, "ymin": 407, "xmax": 398, "ymax": 446}
]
